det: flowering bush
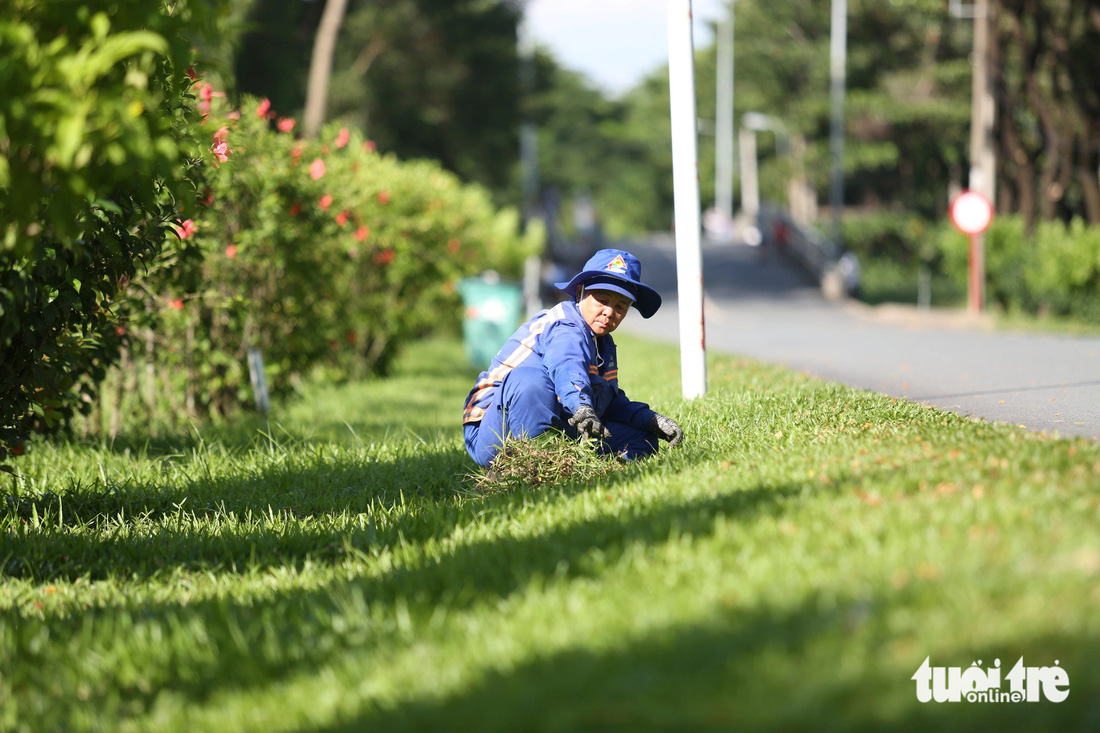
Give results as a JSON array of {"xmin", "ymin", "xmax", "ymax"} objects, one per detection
[{"xmin": 112, "ymin": 92, "xmax": 542, "ymax": 419}]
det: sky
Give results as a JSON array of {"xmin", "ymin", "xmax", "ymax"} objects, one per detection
[{"xmin": 524, "ymin": 0, "xmax": 727, "ymax": 96}]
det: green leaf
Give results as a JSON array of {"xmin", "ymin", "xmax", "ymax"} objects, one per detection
[
  {"xmin": 79, "ymin": 31, "xmax": 169, "ymax": 82},
  {"xmin": 53, "ymin": 108, "xmax": 88, "ymax": 169}
]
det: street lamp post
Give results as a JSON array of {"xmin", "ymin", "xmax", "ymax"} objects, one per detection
[
  {"xmin": 828, "ymin": 0, "xmax": 847, "ymax": 246},
  {"xmin": 517, "ymin": 12, "xmax": 539, "ymax": 231},
  {"xmin": 714, "ymin": 1, "xmax": 737, "ymax": 227},
  {"xmin": 740, "ymin": 112, "xmax": 791, "ymax": 224},
  {"xmin": 738, "ymin": 126, "xmax": 758, "ymax": 223}
]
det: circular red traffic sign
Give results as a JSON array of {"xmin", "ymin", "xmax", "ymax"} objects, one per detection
[{"xmin": 949, "ymin": 190, "xmax": 994, "ymax": 235}]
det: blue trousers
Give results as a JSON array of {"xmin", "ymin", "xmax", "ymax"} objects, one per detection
[{"xmin": 464, "ymin": 365, "xmax": 659, "ymax": 468}]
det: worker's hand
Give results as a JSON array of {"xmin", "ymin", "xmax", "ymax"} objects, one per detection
[
  {"xmin": 569, "ymin": 405, "xmax": 611, "ymax": 440},
  {"xmin": 648, "ymin": 413, "xmax": 684, "ymax": 448}
]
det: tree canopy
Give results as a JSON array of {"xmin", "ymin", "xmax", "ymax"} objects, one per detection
[{"xmin": 226, "ymin": 0, "xmax": 1100, "ymax": 234}]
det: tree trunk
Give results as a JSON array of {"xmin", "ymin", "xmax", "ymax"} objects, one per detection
[
  {"xmin": 1000, "ymin": 105, "xmax": 1037, "ymax": 232},
  {"xmin": 1079, "ymin": 160, "xmax": 1100, "ymax": 222},
  {"xmin": 302, "ymin": 0, "xmax": 350, "ymax": 140}
]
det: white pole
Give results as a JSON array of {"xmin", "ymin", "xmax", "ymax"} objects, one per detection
[{"xmin": 668, "ymin": 0, "xmax": 707, "ymax": 399}]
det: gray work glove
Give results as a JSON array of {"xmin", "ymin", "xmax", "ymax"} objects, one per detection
[
  {"xmin": 569, "ymin": 404, "xmax": 611, "ymax": 440},
  {"xmin": 648, "ymin": 413, "xmax": 684, "ymax": 448}
]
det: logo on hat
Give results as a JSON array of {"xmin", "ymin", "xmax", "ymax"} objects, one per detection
[{"xmin": 604, "ymin": 255, "xmax": 628, "ymax": 274}]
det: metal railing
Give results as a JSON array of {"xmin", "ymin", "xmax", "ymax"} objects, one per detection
[{"xmin": 756, "ymin": 203, "xmax": 860, "ymax": 300}]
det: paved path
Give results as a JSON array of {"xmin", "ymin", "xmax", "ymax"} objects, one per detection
[{"xmin": 619, "ymin": 235, "xmax": 1100, "ymax": 441}]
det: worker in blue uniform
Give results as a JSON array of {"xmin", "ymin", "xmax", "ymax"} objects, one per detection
[{"xmin": 463, "ymin": 248, "xmax": 684, "ymax": 468}]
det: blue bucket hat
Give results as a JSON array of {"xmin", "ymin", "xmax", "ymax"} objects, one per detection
[{"xmin": 555, "ymin": 249, "xmax": 662, "ymax": 318}]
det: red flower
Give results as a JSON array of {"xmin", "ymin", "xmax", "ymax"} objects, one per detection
[
  {"xmin": 355, "ymin": 225, "xmax": 369, "ymax": 242},
  {"xmin": 346, "ymin": 330, "xmax": 356, "ymax": 344},
  {"xmin": 170, "ymin": 298, "xmax": 185, "ymax": 311},
  {"xmin": 186, "ymin": 67, "xmax": 197, "ymax": 81},
  {"xmin": 373, "ymin": 249, "xmax": 395, "ymax": 266},
  {"xmin": 200, "ymin": 188, "xmax": 215, "ymax": 205},
  {"xmin": 309, "ymin": 158, "xmax": 326, "ymax": 180},
  {"xmin": 213, "ymin": 126, "xmax": 229, "ymax": 144},
  {"xmin": 277, "ymin": 117, "xmax": 296, "ymax": 132},
  {"xmin": 225, "ymin": 245, "xmax": 238, "ymax": 259},
  {"xmin": 336, "ymin": 210, "xmax": 350, "ymax": 226},
  {"xmin": 116, "ymin": 325, "xmax": 126, "ymax": 336},
  {"xmin": 447, "ymin": 238, "xmax": 461, "ymax": 254},
  {"xmin": 227, "ymin": 110, "xmax": 240, "ymax": 120},
  {"xmin": 377, "ymin": 190, "xmax": 391, "ymax": 205},
  {"xmin": 319, "ymin": 194, "xmax": 333, "ymax": 211},
  {"xmin": 196, "ymin": 82, "xmax": 216, "ymax": 117},
  {"xmin": 256, "ymin": 98, "xmax": 272, "ymax": 118},
  {"xmin": 11, "ymin": 444, "xmax": 24, "ymax": 456},
  {"xmin": 289, "ymin": 202, "xmax": 301, "ymax": 216},
  {"xmin": 335, "ymin": 127, "xmax": 350, "ymax": 148},
  {"xmin": 176, "ymin": 219, "xmax": 197, "ymax": 239},
  {"xmin": 212, "ymin": 141, "xmax": 229, "ymax": 163},
  {"xmin": 363, "ymin": 140, "xmax": 377, "ymax": 153},
  {"xmin": 291, "ymin": 143, "xmax": 303, "ymax": 162}
]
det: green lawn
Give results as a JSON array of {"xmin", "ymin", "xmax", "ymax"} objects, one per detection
[{"xmin": 2, "ymin": 335, "xmax": 1098, "ymax": 732}]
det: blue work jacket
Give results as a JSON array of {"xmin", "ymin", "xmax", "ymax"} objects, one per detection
[{"xmin": 462, "ymin": 299, "xmax": 655, "ymax": 429}]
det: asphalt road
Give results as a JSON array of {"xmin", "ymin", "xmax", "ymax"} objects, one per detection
[{"xmin": 618, "ymin": 234, "xmax": 1100, "ymax": 441}]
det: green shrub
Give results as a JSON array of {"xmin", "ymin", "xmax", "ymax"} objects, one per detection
[
  {"xmin": 0, "ymin": 1, "xmax": 225, "ymax": 465},
  {"xmin": 841, "ymin": 212, "xmax": 933, "ymax": 265},
  {"xmin": 1024, "ymin": 218, "xmax": 1100, "ymax": 320}
]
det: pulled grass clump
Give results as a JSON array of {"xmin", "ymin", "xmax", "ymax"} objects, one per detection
[{"xmin": 473, "ymin": 432, "xmax": 627, "ymax": 493}]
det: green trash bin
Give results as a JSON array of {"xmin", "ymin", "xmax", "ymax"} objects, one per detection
[{"xmin": 458, "ymin": 275, "xmax": 524, "ymax": 369}]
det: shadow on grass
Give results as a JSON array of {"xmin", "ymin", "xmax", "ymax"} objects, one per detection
[
  {"xmin": 10, "ymin": 476, "xmax": 813, "ymax": 721},
  {"xmin": 2, "ymin": 431, "xmax": 668, "ymax": 582},
  {"xmin": 1, "ymin": 443, "xmax": 475, "ymax": 580},
  {"xmin": 324, "ymin": 607, "xmax": 1100, "ymax": 733},
  {"xmin": 1, "ymin": 446, "xmax": 791, "ymax": 585}
]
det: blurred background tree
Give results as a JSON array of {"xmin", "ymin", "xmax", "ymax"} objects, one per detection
[
  {"xmin": 995, "ymin": 0, "xmax": 1100, "ymax": 229},
  {"xmin": 234, "ymin": 0, "xmax": 522, "ymax": 197}
]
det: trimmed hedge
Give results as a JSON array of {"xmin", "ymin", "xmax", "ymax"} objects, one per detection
[
  {"xmin": 845, "ymin": 212, "xmax": 1100, "ymax": 322},
  {"xmin": 936, "ymin": 215, "xmax": 1100, "ymax": 320}
]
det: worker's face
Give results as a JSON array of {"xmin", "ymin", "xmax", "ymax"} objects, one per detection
[{"xmin": 578, "ymin": 287, "xmax": 632, "ymax": 335}]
